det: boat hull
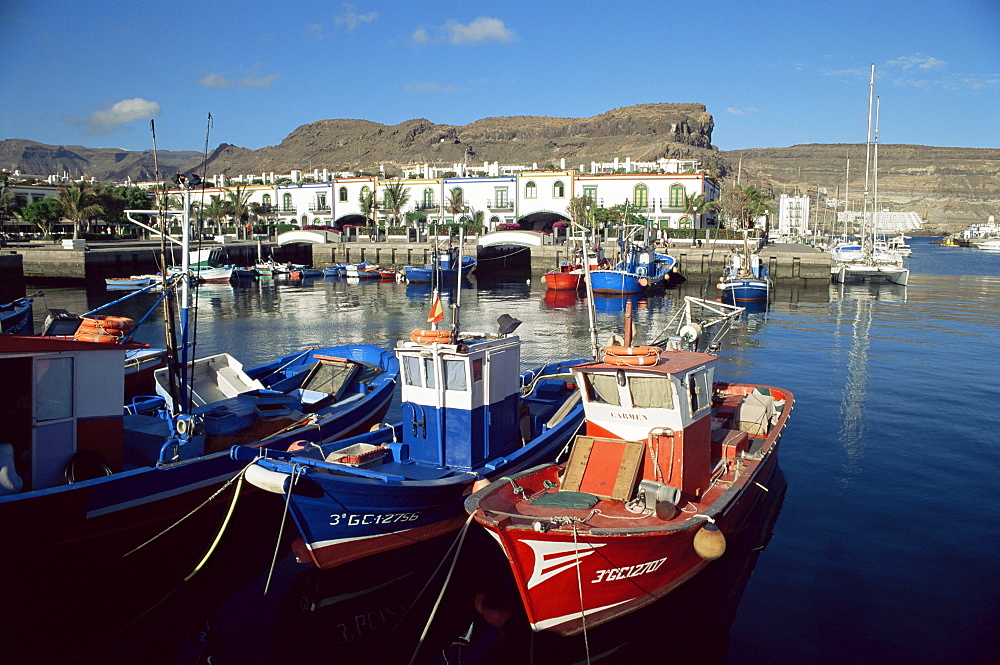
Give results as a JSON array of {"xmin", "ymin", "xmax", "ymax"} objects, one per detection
[
  {"xmin": 720, "ymin": 278, "xmax": 770, "ymax": 302},
  {"xmin": 241, "ymin": 394, "xmax": 585, "ymax": 570},
  {"xmin": 0, "ymin": 298, "xmax": 33, "ymax": 335},
  {"xmin": 0, "ymin": 345, "xmax": 397, "ymax": 566},
  {"xmin": 542, "ymin": 270, "xmax": 583, "ymax": 290},
  {"xmin": 471, "ymin": 448, "xmax": 780, "ymax": 636}
]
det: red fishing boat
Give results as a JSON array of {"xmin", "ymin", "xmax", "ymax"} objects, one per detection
[
  {"xmin": 465, "ymin": 298, "xmax": 794, "ymax": 636},
  {"xmin": 541, "ymin": 244, "xmax": 607, "ymax": 291}
]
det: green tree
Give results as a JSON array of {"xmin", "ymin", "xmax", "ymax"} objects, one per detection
[
  {"xmin": 98, "ymin": 185, "xmax": 151, "ymax": 236},
  {"xmin": 358, "ymin": 189, "xmax": 376, "ymax": 226},
  {"xmin": 203, "ymin": 197, "xmax": 229, "ymax": 236},
  {"xmin": 382, "ymin": 180, "xmax": 411, "ymax": 227},
  {"xmin": 14, "ymin": 198, "xmax": 63, "ymax": 237},
  {"xmin": 57, "ymin": 182, "xmax": 104, "ymax": 240},
  {"xmin": 679, "ymin": 192, "xmax": 718, "ymax": 229},
  {"xmin": 444, "ymin": 188, "xmax": 465, "ymax": 223},
  {"xmin": 225, "ymin": 185, "xmax": 253, "ymax": 238},
  {"xmin": 566, "ymin": 195, "xmax": 592, "ymax": 230},
  {"xmin": 720, "ymin": 184, "xmax": 772, "ymax": 229}
]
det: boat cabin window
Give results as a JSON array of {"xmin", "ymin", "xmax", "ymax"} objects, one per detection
[
  {"xmin": 423, "ymin": 357, "xmax": 436, "ymax": 389},
  {"xmin": 687, "ymin": 368, "xmax": 711, "ymax": 416},
  {"xmin": 444, "ymin": 359, "xmax": 467, "ymax": 391},
  {"xmin": 629, "ymin": 375, "xmax": 673, "ymax": 409},
  {"xmin": 583, "ymin": 373, "xmax": 621, "ymax": 406},
  {"xmin": 402, "ymin": 355, "xmax": 422, "ymax": 387},
  {"xmin": 35, "ymin": 357, "xmax": 74, "ymax": 421},
  {"xmin": 472, "ymin": 358, "xmax": 483, "ymax": 382}
]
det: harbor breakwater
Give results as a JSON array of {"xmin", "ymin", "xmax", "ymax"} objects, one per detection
[{"xmin": 6, "ymin": 239, "xmax": 831, "ymax": 283}]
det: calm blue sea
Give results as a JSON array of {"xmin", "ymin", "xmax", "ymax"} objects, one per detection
[{"xmin": 25, "ymin": 237, "xmax": 1000, "ymax": 664}]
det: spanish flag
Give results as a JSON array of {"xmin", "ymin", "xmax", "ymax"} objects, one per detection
[{"xmin": 427, "ymin": 295, "xmax": 444, "ymax": 323}]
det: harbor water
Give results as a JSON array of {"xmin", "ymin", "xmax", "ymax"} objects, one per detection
[{"xmin": 15, "ymin": 237, "xmax": 999, "ymax": 664}]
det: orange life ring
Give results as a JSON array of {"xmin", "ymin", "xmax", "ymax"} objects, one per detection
[
  {"xmin": 411, "ymin": 329, "xmax": 452, "ymax": 343},
  {"xmin": 73, "ymin": 333, "xmax": 123, "ymax": 344},
  {"xmin": 602, "ymin": 345, "xmax": 660, "ymax": 366},
  {"xmin": 78, "ymin": 315, "xmax": 135, "ymax": 334}
]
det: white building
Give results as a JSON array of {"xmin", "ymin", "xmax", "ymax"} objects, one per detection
[{"xmin": 777, "ymin": 194, "xmax": 810, "ymax": 237}]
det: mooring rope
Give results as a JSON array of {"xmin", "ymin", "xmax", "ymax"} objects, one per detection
[
  {"xmin": 408, "ymin": 512, "xmax": 476, "ymax": 665},
  {"xmin": 572, "ymin": 523, "xmax": 592, "ymax": 665},
  {"xmin": 123, "ymin": 463, "xmax": 252, "ymax": 558},
  {"xmin": 264, "ymin": 464, "xmax": 303, "ymax": 595}
]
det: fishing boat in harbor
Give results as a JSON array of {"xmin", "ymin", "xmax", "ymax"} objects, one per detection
[
  {"xmin": 105, "ymin": 275, "xmax": 158, "ymax": 289},
  {"xmin": 589, "ymin": 226, "xmax": 677, "ymax": 294},
  {"xmin": 718, "ymin": 234, "xmax": 771, "ymax": 303},
  {"xmin": 0, "ymin": 172, "xmax": 400, "ymax": 568},
  {"xmin": 0, "ymin": 295, "xmax": 34, "ymax": 335},
  {"xmin": 404, "ymin": 245, "xmax": 477, "ymax": 283},
  {"xmin": 234, "ymin": 277, "xmax": 587, "ymax": 569},
  {"xmin": 464, "ymin": 297, "xmax": 794, "ymax": 636}
]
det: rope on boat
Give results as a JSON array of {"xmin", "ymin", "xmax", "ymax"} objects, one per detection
[
  {"xmin": 572, "ymin": 524, "xmax": 592, "ymax": 665},
  {"xmin": 408, "ymin": 512, "xmax": 476, "ymax": 665},
  {"xmin": 184, "ymin": 469, "xmax": 246, "ymax": 582},
  {"xmin": 65, "ymin": 466, "xmax": 249, "ymax": 664},
  {"xmin": 122, "ymin": 462, "xmax": 253, "ymax": 558},
  {"xmin": 264, "ymin": 464, "xmax": 303, "ymax": 596}
]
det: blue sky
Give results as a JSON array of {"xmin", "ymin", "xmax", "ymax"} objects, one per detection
[{"xmin": 2, "ymin": 0, "xmax": 998, "ymax": 154}]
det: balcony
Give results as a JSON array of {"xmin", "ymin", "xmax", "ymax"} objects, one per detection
[
  {"xmin": 308, "ymin": 204, "xmax": 331, "ymax": 213},
  {"xmin": 415, "ymin": 201, "xmax": 438, "ymax": 211},
  {"xmin": 487, "ymin": 199, "xmax": 514, "ymax": 211}
]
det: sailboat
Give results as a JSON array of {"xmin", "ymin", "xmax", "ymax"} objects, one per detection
[{"xmin": 831, "ymin": 65, "xmax": 909, "ymax": 286}]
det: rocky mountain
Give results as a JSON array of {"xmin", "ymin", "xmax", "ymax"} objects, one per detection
[
  {"xmin": 720, "ymin": 144, "xmax": 1000, "ymax": 234},
  {"xmin": 0, "ymin": 139, "xmax": 200, "ymax": 183},
  {"xmin": 3, "ymin": 103, "xmax": 996, "ymax": 233},
  {"xmin": 196, "ymin": 103, "xmax": 719, "ymax": 177}
]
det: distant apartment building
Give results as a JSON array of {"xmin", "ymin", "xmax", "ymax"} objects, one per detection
[{"xmin": 777, "ymin": 194, "xmax": 810, "ymax": 237}]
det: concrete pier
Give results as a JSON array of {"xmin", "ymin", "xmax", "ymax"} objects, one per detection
[{"xmin": 6, "ymin": 238, "xmax": 832, "ymax": 284}]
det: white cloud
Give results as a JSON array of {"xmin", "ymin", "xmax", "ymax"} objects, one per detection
[
  {"xmin": 65, "ymin": 98, "xmax": 161, "ymax": 135},
  {"xmin": 886, "ymin": 54, "xmax": 947, "ymax": 71},
  {"xmin": 334, "ymin": 3, "xmax": 377, "ymax": 31},
  {"xmin": 411, "ymin": 27, "xmax": 430, "ymax": 44},
  {"xmin": 445, "ymin": 17, "xmax": 514, "ymax": 44},
  {"xmin": 404, "ymin": 81, "xmax": 461, "ymax": 93},
  {"xmin": 198, "ymin": 72, "xmax": 279, "ymax": 88},
  {"xmin": 727, "ymin": 106, "xmax": 760, "ymax": 116},
  {"xmin": 308, "ymin": 23, "xmax": 325, "ymax": 40}
]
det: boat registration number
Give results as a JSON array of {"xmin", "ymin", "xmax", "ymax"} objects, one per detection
[
  {"xmin": 592, "ymin": 556, "xmax": 667, "ymax": 583},
  {"xmin": 329, "ymin": 512, "xmax": 420, "ymax": 526}
]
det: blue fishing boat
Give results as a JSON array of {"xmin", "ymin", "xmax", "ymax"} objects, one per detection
[
  {"xmin": 404, "ymin": 246, "xmax": 477, "ymax": 283},
  {"xmin": 589, "ymin": 230, "xmax": 677, "ymax": 295},
  {"xmin": 234, "ymin": 314, "xmax": 586, "ymax": 570},
  {"xmin": 0, "ymin": 175, "xmax": 400, "ymax": 567},
  {"xmin": 0, "ymin": 296, "xmax": 34, "ymax": 335},
  {"xmin": 718, "ymin": 251, "xmax": 771, "ymax": 302}
]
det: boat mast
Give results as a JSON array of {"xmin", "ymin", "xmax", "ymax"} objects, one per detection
[
  {"xmin": 861, "ymin": 63, "xmax": 875, "ymax": 254},
  {"xmin": 452, "ymin": 226, "xmax": 464, "ymax": 339},
  {"xmin": 575, "ymin": 221, "xmax": 601, "ymax": 360},
  {"xmin": 873, "ymin": 96, "xmax": 881, "ymax": 248}
]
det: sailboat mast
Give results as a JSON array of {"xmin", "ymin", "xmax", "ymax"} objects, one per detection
[
  {"xmin": 861, "ymin": 63, "xmax": 875, "ymax": 250},
  {"xmin": 873, "ymin": 96, "xmax": 881, "ymax": 247}
]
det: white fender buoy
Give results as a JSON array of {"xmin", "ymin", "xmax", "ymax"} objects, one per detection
[{"xmin": 245, "ymin": 464, "xmax": 291, "ymax": 494}]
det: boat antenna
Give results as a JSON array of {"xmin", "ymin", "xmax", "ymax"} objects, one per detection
[
  {"xmin": 574, "ymin": 221, "xmax": 601, "ymax": 360},
  {"xmin": 184, "ymin": 112, "xmax": 213, "ymax": 414},
  {"xmin": 151, "ymin": 119, "xmax": 181, "ymax": 406},
  {"xmin": 451, "ymin": 225, "xmax": 464, "ymax": 339}
]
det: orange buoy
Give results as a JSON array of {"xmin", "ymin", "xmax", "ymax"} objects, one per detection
[
  {"xmin": 693, "ymin": 521, "xmax": 727, "ymax": 560},
  {"xmin": 73, "ymin": 333, "xmax": 123, "ymax": 344}
]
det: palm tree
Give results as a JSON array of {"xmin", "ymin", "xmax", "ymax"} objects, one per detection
[
  {"xmin": 203, "ymin": 198, "xmax": 229, "ymax": 236},
  {"xmin": 445, "ymin": 188, "xmax": 465, "ymax": 224},
  {"xmin": 225, "ymin": 185, "xmax": 253, "ymax": 238},
  {"xmin": 680, "ymin": 192, "xmax": 718, "ymax": 230},
  {"xmin": 358, "ymin": 189, "xmax": 376, "ymax": 227},
  {"xmin": 57, "ymin": 182, "xmax": 104, "ymax": 240},
  {"xmin": 382, "ymin": 180, "xmax": 411, "ymax": 228}
]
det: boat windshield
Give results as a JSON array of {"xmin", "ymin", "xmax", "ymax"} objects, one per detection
[{"xmin": 629, "ymin": 375, "xmax": 673, "ymax": 409}]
